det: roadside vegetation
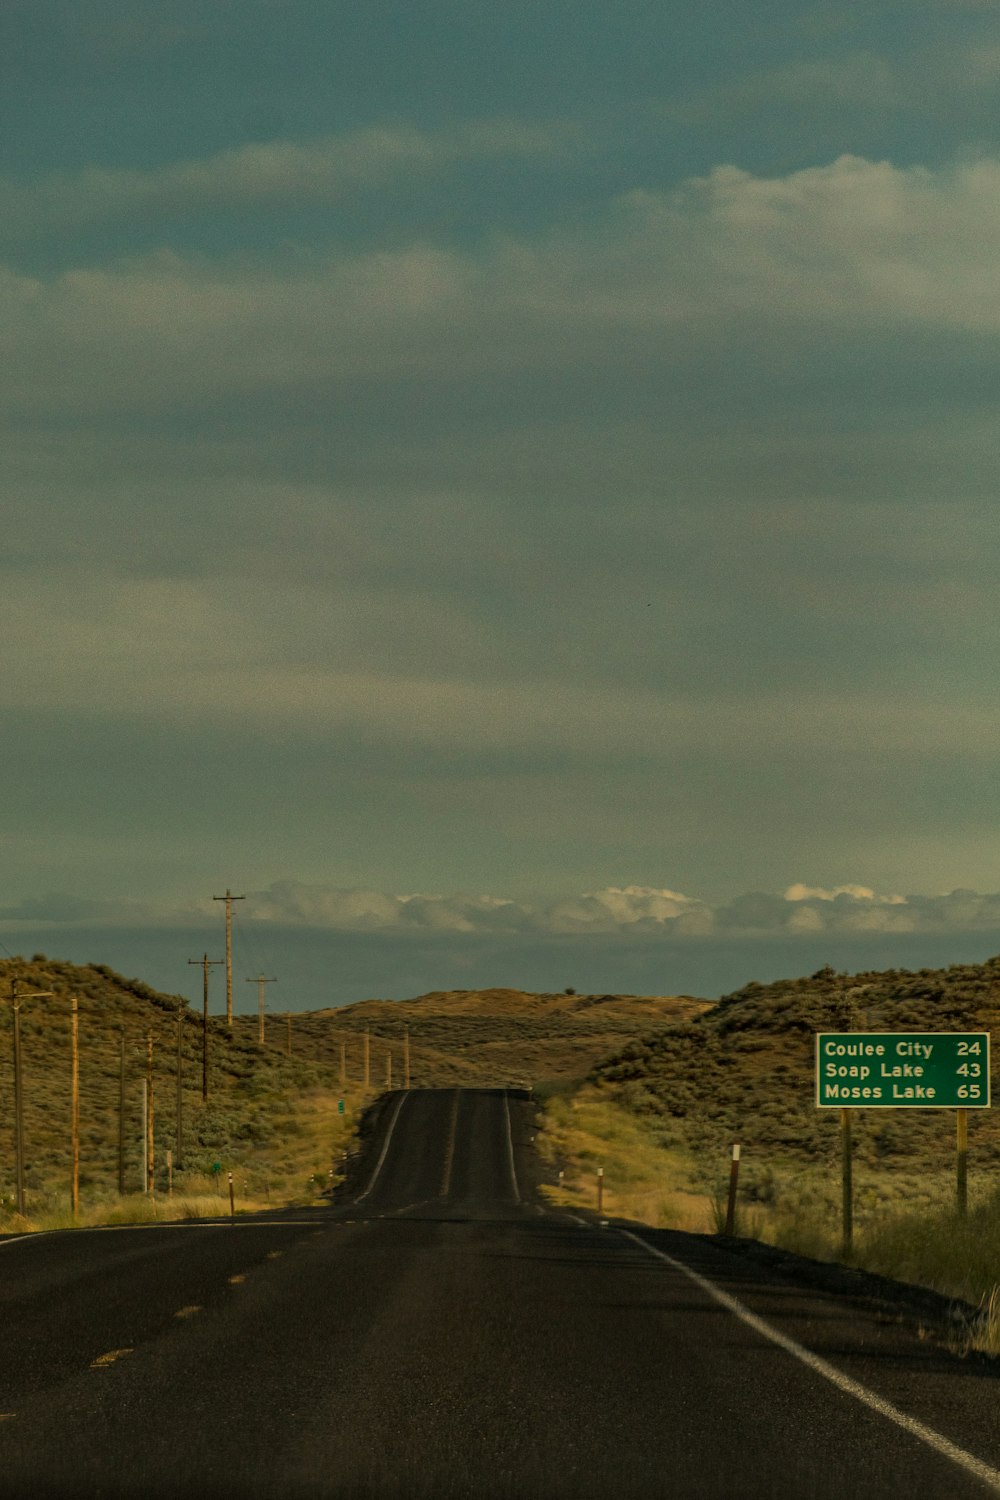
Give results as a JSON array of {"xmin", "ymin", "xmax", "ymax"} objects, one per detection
[
  {"xmin": 0, "ymin": 959, "xmax": 702, "ymax": 1234},
  {"xmin": 535, "ymin": 955, "xmax": 1000, "ymax": 1339},
  {"xmin": 0, "ymin": 956, "xmax": 363, "ymax": 1233}
]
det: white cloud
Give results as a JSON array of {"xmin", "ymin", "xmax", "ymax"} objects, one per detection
[
  {"xmin": 0, "ymin": 120, "xmax": 569, "ymax": 241},
  {"xmin": 784, "ymin": 883, "xmax": 906, "ymax": 903},
  {"xmin": 9, "ymin": 880, "xmax": 1000, "ymax": 942},
  {"xmin": 6, "ymin": 149, "xmax": 1000, "ymax": 429}
]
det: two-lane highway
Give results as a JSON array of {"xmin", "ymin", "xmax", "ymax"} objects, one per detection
[
  {"xmin": 1, "ymin": 1088, "xmax": 1000, "ymax": 1497},
  {"xmin": 355, "ymin": 1087, "xmax": 523, "ymax": 1217}
]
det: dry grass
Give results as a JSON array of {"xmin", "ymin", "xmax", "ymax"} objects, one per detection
[{"xmin": 537, "ymin": 1086, "xmax": 715, "ymax": 1231}]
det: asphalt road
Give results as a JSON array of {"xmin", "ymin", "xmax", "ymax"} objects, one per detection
[{"xmin": 2, "ymin": 1087, "xmax": 1000, "ymax": 1498}]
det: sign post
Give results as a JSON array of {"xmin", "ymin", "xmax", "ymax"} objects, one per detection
[{"xmin": 840, "ymin": 1109, "xmax": 853, "ymax": 1255}]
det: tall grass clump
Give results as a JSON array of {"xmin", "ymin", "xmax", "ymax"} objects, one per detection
[{"xmin": 855, "ymin": 1189, "xmax": 1000, "ymax": 1307}]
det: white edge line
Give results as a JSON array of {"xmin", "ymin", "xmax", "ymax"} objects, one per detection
[
  {"xmin": 355, "ymin": 1092, "xmax": 409, "ymax": 1203},
  {"xmin": 502, "ymin": 1090, "xmax": 521, "ymax": 1204},
  {"xmin": 619, "ymin": 1228, "xmax": 1000, "ymax": 1496}
]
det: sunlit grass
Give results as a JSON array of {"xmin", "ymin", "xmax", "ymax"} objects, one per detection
[
  {"xmin": 0, "ymin": 1087, "xmax": 367, "ymax": 1234},
  {"xmin": 537, "ymin": 1087, "xmax": 714, "ymax": 1231}
]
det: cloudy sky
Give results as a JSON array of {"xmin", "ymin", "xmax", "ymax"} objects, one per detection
[{"xmin": 3, "ymin": 0, "xmax": 1000, "ymax": 1009}]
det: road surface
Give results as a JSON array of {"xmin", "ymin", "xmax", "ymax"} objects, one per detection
[{"xmin": 1, "ymin": 1087, "xmax": 999, "ymax": 1497}]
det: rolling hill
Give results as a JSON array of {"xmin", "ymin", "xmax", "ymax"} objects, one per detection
[
  {"xmin": 589, "ymin": 958, "xmax": 1000, "ymax": 1168},
  {"xmin": 232, "ymin": 985, "xmax": 712, "ymax": 1089}
]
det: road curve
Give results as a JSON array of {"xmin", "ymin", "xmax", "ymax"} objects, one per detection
[{"xmin": 0, "ymin": 1087, "xmax": 998, "ymax": 1498}]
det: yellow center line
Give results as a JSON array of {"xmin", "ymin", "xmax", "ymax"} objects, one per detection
[
  {"xmin": 440, "ymin": 1089, "xmax": 460, "ymax": 1197},
  {"xmin": 228, "ymin": 1273, "xmax": 246, "ymax": 1285},
  {"xmin": 173, "ymin": 1305, "xmax": 202, "ymax": 1319},
  {"xmin": 90, "ymin": 1347, "xmax": 133, "ymax": 1369},
  {"xmin": 0, "ymin": 1413, "xmax": 17, "ymax": 1422},
  {"xmin": 266, "ymin": 1249, "xmax": 283, "ymax": 1260}
]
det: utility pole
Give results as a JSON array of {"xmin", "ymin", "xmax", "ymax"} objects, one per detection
[
  {"xmin": 11, "ymin": 975, "xmax": 54, "ymax": 1217},
  {"xmin": 70, "ymin": 995, "xmax": 79, "ymax": 1217},
  {"xmin": 118, "ymin": 1026, "xmax": 126, "ymax": 1195},
  {"xmin": 175, "ymin": 999, "xmax": 184, "ymax": 1170},
  {"xmin": 403, "ymin": 1026, "xmax": 410, "ymax": 1090},
  {"xmin": 212, "ymin": 889, "xmax": 245, "ymax": 1029},
  {"xmin": 146, "ymin": 1030, "xmax": 154, "ymax": 1195},
  {"xmin": 188, "ymin": 954, "xmax": 223, "ymax": 1103},
  {"xmin": 246, "ymin": 974, "xmax": 277, "ymax": 1046},
  {"xmin": 386, "ymin": 1050, "xmax": 392, "ymax": 1090}
]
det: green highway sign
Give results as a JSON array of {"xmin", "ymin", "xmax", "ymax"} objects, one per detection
[{"xmin": 816, "ymin": 1032, "xmax": 991, "ymax": 1109}]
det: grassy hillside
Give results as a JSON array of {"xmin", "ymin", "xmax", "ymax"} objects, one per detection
[
  {"xmin": 588, "ymin": 958, "xmax": 1000, "ymax": 1168},
  {"xmin": 232, "ymin": 986, "xmax": 712, "ymax": 1090},
  {"xmin": 0, "ymin": 955, "xmax": 356, "ymax": 1226},
  {"xmin": 535, "ymin": 956, "xmax": 1000, "ymax": 1306}
]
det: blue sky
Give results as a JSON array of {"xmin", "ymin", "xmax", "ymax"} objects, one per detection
[{"xmin": 4, "ymin": 1, "xmax": 1000, "ymax": 1009}]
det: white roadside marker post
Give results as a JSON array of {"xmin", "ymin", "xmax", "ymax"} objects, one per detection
[{"xmin": 724, "ymin": 1142, "xmax": 741, "ymax": 1236}]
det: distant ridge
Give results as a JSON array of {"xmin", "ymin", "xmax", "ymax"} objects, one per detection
[{"xmin": 233, "ymin": 986, "xmax": 712, "ymax": 1089}]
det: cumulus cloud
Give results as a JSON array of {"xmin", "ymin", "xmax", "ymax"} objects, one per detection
[
  {"xmin": 784, "ymin": 883, "xmax": 907, "ymax": 904},
  {"xmin": 8, "ymin": 880, "xmax": 1000, "ymax": 943},
  {"xmin": 244, "ymin": 881, "xmax": 1000, "ymax": 940}
]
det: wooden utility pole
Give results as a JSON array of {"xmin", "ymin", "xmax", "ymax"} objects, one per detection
[
  {"xmin": 403, "ymin": 1026, "xmax": 410, "ymax": 1090},
  {"xmin": 245, "ymin": 974, "xmax": 277, "ymax": 1046},
  {"xmin": 145, "ymin": 1030, "xmax": 155, "ymax": 1195},
  {"xmin": 189, "ymin": 954, "xmax": 223, "ymax": 1103},
  {"xmin": 363, "ymin": 1027, "xmax": 370, "ymax": 1090},
  {"xmin": 175, "ymin": 1000, "xmax": 184, "ymax": 1170},
  {"xmin": 212, "ymin": 889, "xmax": 245, "ymax": 1029},
  {"xmin": 386, "ymin": 1050, "xmax": 392, "ymax": 1090},
  {"xmin": 11, "ymin": 976, "xmax": 54, "ymax": 1217},
  {"xmin": 118, "ymin": 1026, "xmax": 126, "ymax": 1195},
  {"xmin": 70, "ymin": 995, "xmax": 79, "ymax": 1217}
]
